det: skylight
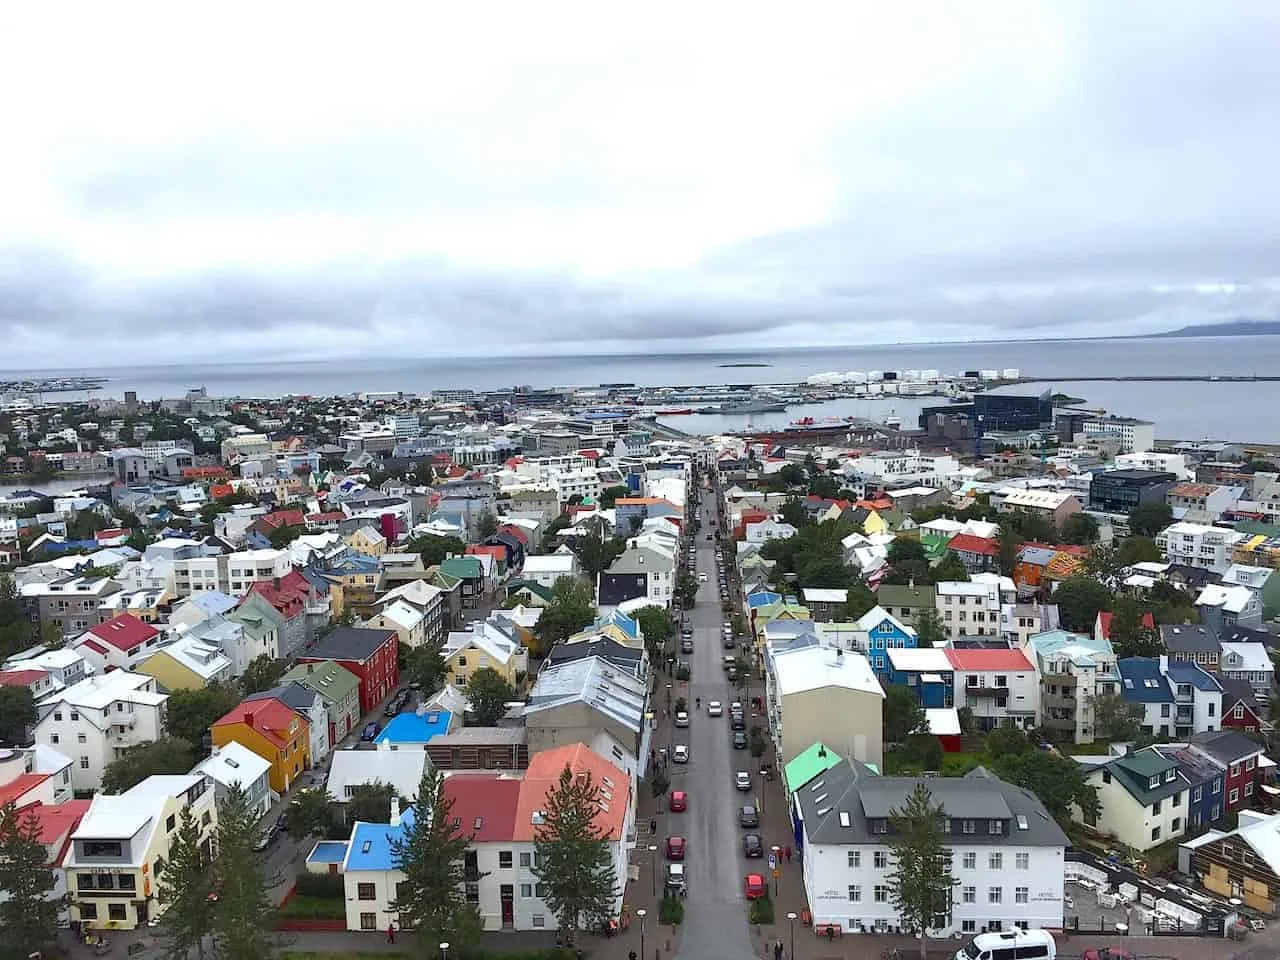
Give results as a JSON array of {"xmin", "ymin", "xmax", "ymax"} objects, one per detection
[
  {"xmin": 361, "ymin": 841, "xmax": 372, "ymax": 853},
  {"xmin": 1016, "ymin": 815, "xmax": 1029, "ymax": 830},
  {"xmin": 838, "ymin": 811, "xmax": 851, "ymax": 827}
]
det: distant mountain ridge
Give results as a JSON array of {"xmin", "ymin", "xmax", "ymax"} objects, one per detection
[{"xmin": 1156, "ymin": 320, "xmax": 1280, "ymax": 338}]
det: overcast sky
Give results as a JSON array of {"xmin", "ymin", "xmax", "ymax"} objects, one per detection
[{"xmin": 3, "ymin": 1, "xmax": 1279, "ymax": 368}]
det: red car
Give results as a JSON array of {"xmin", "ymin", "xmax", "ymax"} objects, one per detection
[
  {"xmin": 669, "ymin": 790, "xmax": 688, "ymax": 812},
  {"xmin": 666, "ymin": 835, "xmax": 686, "ymax": 860},
  {"xmin": 744, "ymin": 873, "xmax": 767, "ymax": 900}
]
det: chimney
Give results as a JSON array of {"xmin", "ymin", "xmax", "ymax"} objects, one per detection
[
  {"xmin": 389, "ymin": 796, "xmax": 401, "ymax": 827},
  {"xmin": 244, "ymin": 711, "xmax": 255, "ymax": 725},
  {"xmin": 273, "ymin": 577, "xmax": 281, "ymax": 589}
]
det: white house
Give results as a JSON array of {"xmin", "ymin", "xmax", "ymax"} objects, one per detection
[
  {"xmin": 605, "ymin": 543, "xmax": 675, "ymax": 608},
  {"xmin": 325, "ymin": 748, "xmax": 430, "ymax": 805},
  {"xmin": 1078, "ymin": 747, "xmax": 1190, "ymax": 851},
  {"xmin": 767, "ymin": 645, "xmax": 884, "ymax": 769},
  {"xmin": 366, "ymin": 600, "xmax": 428, "ymax": 649},
  {"xmin": 946, "ymin": 648, "xmax": 1040, "ymax": 731},
  {"xmin": 520, "ymin": 553, "xmax": 580, "ymax": 590},
  {"xmin": 745, "ymin": 518, "xmax": 798, "ymax": 544},
  {"xmin": 2, "ymin": 646, "xmax": 89, "ymax": 692},
  {"xmin": 70, "ymin": 614, "xmax": 164, "ymax": 674},
  {"xmin": 34, "ymin": 671, "xmax": 169, "ymax": 792},
  {"xmin": 1220, "ymin": 642, "xmax": 1275, "ymax": 697},
  {"xmin": 796, "ymin": 761, "xmax": 1067, "ymax": 936},
  {"xmin": 1155, "ymin": 522, "xmax": 1245, "ymax": 576},
  {"xmin": 192, "ymin": 741, "xmax": 275, "ymax": 819},
  {"xmin": 935, "ymin": 580, "xmax": 1005, "ymax": 641}
]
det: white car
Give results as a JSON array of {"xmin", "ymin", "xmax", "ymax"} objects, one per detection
[
  {"xmin": 707, "ymin": 700, "xmax": 723, "ymax": 717},
  {"xmin": 698, "ymin": 573, "xmax": 708, "ymax": 582},
  {"xmin": 735, "ymin": 771, "xmax": 752, "ymax": 791},
  {"xmin": 673, "ymin": 745, "xmax": 690, "ymax": 764},
  {"xmin": 675, "ymin": 710, "xmax": 689, "ymax": 728}
]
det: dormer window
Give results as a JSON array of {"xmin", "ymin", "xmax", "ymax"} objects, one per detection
[
  {"xmin": 961, "ymin": 819, "xmax": 975, "ymax": 835},
  {"xmin": 872, "ymin": 819, "xmax": 888, "ymax": 835},
  {"xmin": 988, "ymin": 820, "xmax": 1001, "ymax": 835},
  {"xmin": 1165, "ymin": 770, "xmax": 1176, "ymax": 783},
  {"xmin": 1148, "ymin": 776, "xmax": 1160, "ymax": 789}
]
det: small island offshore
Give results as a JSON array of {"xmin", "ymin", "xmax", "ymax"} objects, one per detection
[{"xmin": 717, "ymin": 362, "xmax": 771, "ymax": 368}]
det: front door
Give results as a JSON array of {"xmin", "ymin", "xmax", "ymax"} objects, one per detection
[{"xmin": 500, "ymin": 885, "xmax": 514, "ymax": 928}]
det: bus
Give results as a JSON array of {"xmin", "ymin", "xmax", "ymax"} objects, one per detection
[{"xmin": 955, "ymin": 928, "xmax": 1056, "ymax": 960}]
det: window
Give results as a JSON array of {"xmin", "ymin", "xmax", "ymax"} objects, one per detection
[
  {"xmin": 1246, "ymin": 757, "xmax": 1256, "ymax": 771},
  {"xmin": 54, "ymin": 712, "xmax": 62, "ymax": 721},
  {"xmin": 1151, "ymin": 827, "xmax": 1161, "ymax": 842},
  {"xmin": 70, "ymin": 711, "xmax": 79, "ymax": 721},
  {"xmin": 108, "ymin": 903, "xmax": 127, "ymax": 921},
  {"xmin": 1214, "ymin": 779, "xmax": 1222, "ymax": 794},
  {"xmin": 962, "ymin": 819, "xmax": 975, "ymax": 834},
  {"xmin": 874, "ymin": 851, "xmax": 888, "ymax": 869},
  {"xmin": 1246, "ymin": 782, "xmax": 1255, "ymax": 797},
  {"xmin": 1172, "ymin": 818, "xmax": 1182, "ymax": 832},
  {"xmin": 360, "ymin": 913, "xmax": 377, "ymax": 931},
  {"xmin": 1193, "ymin": 785, "xmax": 1203, "ymax": 802},
  {"xmin": 961, "ymin": 921, "xmax": 976, "ymax": 933},
  {"xmin": 962, "ymin": 852, "xmax": 976, "ymax": 870},
  {"xmin": 848, "ymin": 885, "xmax": 861, "ymax": 902},
  {"xmin": 1230, "ymin": 788, "xmax": 1240, "ymax": 804},
  {"xmin": 357, "ymin": 883, "xmax": 376, "ymax": 900},
  {"xmin": 962, "ymin": 885, "xmax": 975, "ymax": 904},
  {"xmin": 535, "ymin": 883, "xmax": 547, "ymax": 898},
  {"xmin": 457, "ymin": 655, "xmax": 467, "ymax": 667},
  {"xmin": 80, "ymin": 756, "xmax": 90, "ymax": 769},
  {"xmin": 520, "ymin": 884, "xmax": 533, "ymax": 898},
  {"xmin": 988, "ymin": 886, "xmax": 1002, "ymax": 904},
  {"xmin": 1015, "ymin": 852, "xmax": 1029, "ymax": 870},
  {"xmin": 499, "ymin": 851, "xmax": 513, "ymax": 869},
  {"xmin": 989, "ymin": 853, "xmax": 1002, "ymax": 870},
  {"xmin": 202, "ymin": 811, "xmax": 212, "ymax": 826},
  {"xmin": 1153, "ymin": 801, "xmax": 1162, "ymax": 816},
  {"xmin": 873, "ymin": 885, "xmax": 889, "ymax": 903},
  {"xmin": 519, "ymin": 852, "xmax": 532, "ymax": 868},
  {"xmin": 80, "ymin": 903, "xmax": 98, "ymax": 920},
  {"xmin": 166, "ymin": 814, "xmax": 176, "ymax": 832},
  {"xmin": 51, "ymin": 734, "xmax": 59, "ymax": 744},
  {"xmin": 533, "ymin": 915, "xmax": 546, "ymax": 927},
  {"xmin": 847, "ymin": 851, "xmax": 860, "ymax": 868},
  {"xmin": 1015, "ymin": 886, "xmax": 1028, "ymax": 904},
  {"xmin": 988, "ymin": 820, "xmax": 1001, "ymax": 835},
  {"xmin": 1234, "ymin": 704, "xmax": 1245, "ymax": 719}
]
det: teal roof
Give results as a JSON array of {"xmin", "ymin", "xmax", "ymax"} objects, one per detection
[
  {"xmin": 784, "ymin": 742, "xmax": 843, "ymax": 792},
  {"xmin": 440, "ymin": 556, "xmax": 483, "ymax": 579}
]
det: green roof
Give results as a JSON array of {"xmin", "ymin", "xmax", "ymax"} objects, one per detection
[
  {"xmin": 440, "ymin": 556, "xmax": 483, "ymax": 579},
  {"xmin": 282, "ymin": 660, "xmax": 361, "ymax": 703},
  {"xmin": 875, "ymin": 583, "xmax": 937, "ymax": 607},
  {"xmin": 785, "ymin": 742, "xmax": 843, "ymax": 793},
  {"xmin": 507, "ymin": 579, "xmax": 553, "ymax": 602}
]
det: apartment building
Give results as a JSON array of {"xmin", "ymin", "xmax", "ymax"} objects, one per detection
[
  {"xmin": 935, "ymin": 580, "xmax": 1005, "ymax": 641},
  {"xmin": 946, "ymin": 648, "xmax": 1040, "ymax": 731},
  {"xmin": 1080, "ymin": 416, "xmax": 1155, "ymax": 455},
  {"xmin": 1156, "ymin": 522, "xmax": 1246, "ymax": 576},
  {"xmin": 170, "ymin": 549, "xmax": 292, "ymax": 598},
  {"xmin": 63, "ymin": 774, "xmax": 216, "ymax": 929},
  {"xmin": 22, "ymin": 576, "xmax": 123, "ymax": 638},
  {"xmin": 1025, "ymin": 630, "xmax": 1119, "ymax": 744},
  {"xmin": 1167, "ymin": 483, "xmax": 1242, "ymax": 520}
]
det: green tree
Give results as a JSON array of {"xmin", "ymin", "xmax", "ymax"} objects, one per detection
[
  {"xmin": 930, "ymin": 552, "xmax": 969, "ymax": 583},
  {"xmin": 267, "ymin": 524, "xmax": 305, "ymax": 548},
  {"xmin": 990, "ymin": 750, "xmax": 1100, "ymax": 825},
  {"xmin": 403, "ymin": 643, "xmax": 449, "ymax": 693},
  {"xmin": 210, "ymin": 783, "xmax": 277, "ymax": 960},
  {"xmin": 0, "ymin": 686, "xmax": 36, "ymax": 744},
  {"xmin": 535, "ymin": 576, "xmax": 598, "ymax": 652},
  {"xmin": 476, "ymin": 510, "xmax": 499, "ymax": 540},
  {"xmin": 1117, "ymin": 535, "xmax": 1163, "ymax": 566},
  {"xmin": 1053, "ymin": 575, "xmax": 1113, "ymax": 633},
  {"xmin": 915, "ymin": 608, "xmax": 946, "ymax": 647},
  {"xmin": 285, "ymin": 787, "xmax": 341, "ymax": 840},
  {"xmin": 0, "ymin": 801, "xmax": 59, "ymax": 957},
  {"xmin": 796, "ymin": 555, "xmax": 855, "ymax": 590},
  {"xmin": 838, "ymin": 581, "xmax": 878, "ymax": 622},
  {"xmin": 0, "ymin": 573, "xmax": 37, "ymax": 659},
  {"xmin": 598, "ymin": 485, "xmax": 631, "ymax": 508},
  {"xmin": 881, "ymin": 538, "xmax": 931, "ymax": 586},
  {"xmin": 1061, "ymin": 512, "xmax": 1100, "ymax": 545},
  {"xmin": 885, "ymin": 784, "xmax": 957, "ymax": 957},
  {"xmin": 157, "ymin": 804, "xmax": 215, "ymax": 959},
  {"xmin": 102, "ymin": 737, "xmax": 196, "ymax": 794},
  {"xmin": 997, "ymin": 526, "xmax": 1024, "ymax": 577},
  {"xmin": 1108, "ymin": 597, "xmax": 1161, "ymax": 658},
  {"xmin": 984, "ymin": 722, "xmax": 1032, "ymax": 759},
  {"xmin": 575, "ymin": 520, "xmax": 624, "ymax": 580},
  {"xmin": 533, "ymin": 765, "xmax": 619, "ymax": 944},
  {"xmin": 239, "ymin": 654, "xmax": 286, "ymax": 695},
  {"xmin": 634, "ymin": 606, "xmax": 675, "ymax": 658},
  {"xmin": 883, "ymin": 684, "xmax": 926, "ymax": 743},
  {"xmin": 466, "ymin": 667, "xmax": 517, "ymax": 725},
  {"xmin": 1129, "ymin": 502, "xmax": 1173, "ymax": 538},
  {"xmin": 779, "ymin": 496, "xmax": 808, "ymax": 529},
  {"xmin": 391, "ymin": 768, "xmax": 484, "ymax": 952},
  {"xmin": 1083, "ymin": 544, "xmax": 1125, "ymax": 588},
  {"xmin": 675, "ymin": 572, "xmax": 700, "ymax": 608},
  {"xmin": 347, "ymin": 781, "xmax": 399, "ymax": 825},
  {"xmin": 1094, "ymin": 692, "xmax": 1145, "ymax": 742},
  {"xmin": 165, "ymin": 683, "xmax": 241, "ymax": 752},
  {"xmin": 408, "ymin": 535, "xmax": 466, "ymax": 568}
]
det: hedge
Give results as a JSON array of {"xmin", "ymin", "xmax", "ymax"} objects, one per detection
[{"xmin": 294, "ymin": 873, "xmax": 345, "ymax": 899}]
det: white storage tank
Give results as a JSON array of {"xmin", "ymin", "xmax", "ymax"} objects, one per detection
[
  {"xmin": 920, "ymin": 369, "xmax": 940, "ymax": 381},
  {"xmin": 1002, "ymin": 368, "xmax": 1021, "ymax": 379},
  {"xmin": 845, "ymin": 371, "xmax": 868, "ymax": 383},
  {"xmin": 866, "ymin": 370, "xmax": 884, "ymax": 381},
  {"xmin": 980, "ymin": 369, "xmax": 999, "ymax": 380}
]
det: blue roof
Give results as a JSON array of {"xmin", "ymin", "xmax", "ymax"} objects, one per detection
[
  {"xmin": 327, "ymin": 552, "xmax": 381, "ymax": 575},
  {"xmin": 343, "ymin": 807, "xmax": 415, "ymax": 872},
  {"xmin": 190, "ymin": 590, "xmax": 239, "ymax": 616},
  {"xmin": 374, "ymin": 710, "xmax": 452, "ymax": 745},
  {"xmin": 747, "ymin": 591, "xmax": 783, "ymax": 609},
  {"xmin": 306, "ymin": 840, "xmax": 349, "ymax": 864},
  {"xmin": 595, "ymin": 610, "xmax": 639, "ymax": 640},
  {"xmin": 1117, "ymin": 657, "xmax": 1173, "ymax": 703},
  {"xmin": 1165, "ymin": 660, "xmax": 1223, "ymax": 692}
]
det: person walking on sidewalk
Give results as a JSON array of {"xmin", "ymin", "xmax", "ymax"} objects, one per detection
[
  {"xmin": 387, "ymin": 923, "xmax": 396, "ymax": 944},
  {"xmin": 784, "ymin": 845, "xmax": 792, "ymax": 864}
]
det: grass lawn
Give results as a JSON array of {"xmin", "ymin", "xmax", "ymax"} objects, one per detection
[
  {"xmin": 884, "ymin": 749, "xmax": 990, "ymax": 777},
  {"xmin": 280, "ymin": 954, "xmax": 392, "ymax": 959},
  {"xmin": 278, "ymin": 895, "xmax": 346, "ymax": 920}
]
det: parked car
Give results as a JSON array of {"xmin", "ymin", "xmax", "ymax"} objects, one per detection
[
  {"xmin": 723, "ymin": 636, "xmax": 736, "ymax": 649},
  {"xmin": 731, "ymin": 715, "xmax": 746, "ymax": 731},
  {"xmin": 253, "ymin": 822, "xmax": 280, "ymax": 851},
  {"xmin": 666, "ymin": 835, "xmax": 686, "ymax": 860},
  {"xmin": 675, "ymin": 711, "xmax": 690, "ymax": 728},
  {"xmin": 744, "ymin": 873, "xmax": 767, "ymax": 899},
  {"xmin": 673, "ymin": 744, "xmax": 689, "ymax": 764},
  {"xmin": 665, "ymin": 863, "xmax": 686, "ymax": 896},
  {"xmin": 707, "ymin": 700, "xmax": 723, "ymax": 717},
  {"xmin": 743, "ymin": 833, "xmax": 763, "ymax": 857},
  {"xmin": 681, "ymin": 639, "xmax": 694, "ymax": 654},
  {"xmin": 739, "ymin": 805, "xmax": 759, "ymax": 828},
  {"xmin": 698, "ymin": 573, "xmax": 708, "ymax": 582},
  {"xmin": 360, "ymin": 722, "xmax": 380, "ymax": 741},
  {"xmin": 735, "ymin": 771, "xmax": 752, "ymax": 791},
  {"xmin": 669, "ymin": 790, "xmax": 688, "ymax": 812},
  {"xmin": 732, "ymin": 730, "xmax": 748, "ymax": 750}
]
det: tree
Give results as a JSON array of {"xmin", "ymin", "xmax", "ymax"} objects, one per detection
[
  {"xmin": 408, "ymin": 534, "xmax": 466, "ymax": 568},
  {"xmin": 391, "ymin": 768, "xmax": 484, "ymax": 953},
  {"xmin": 634, "ymin": 606, "xmax": 675, "ymax": 657},
  {"xmin": 796, "ymin": 555, "xmax": 855, "ymax": 590},
  {"xmin": 466, "ymin": 667, "xmax": 517, "ymax": 725},
  {"xmin": 102, "ymin": 737, "xmax": 196, "ymax": 794},
  {"xmin": 1061, "ymin": 512, "xmax": 1100, "ymax": 545},
  {"xmin": 838, "ymin": 581, "xmax": 877, "ymax": 622},
  {"xmin": 476, "ymin": 510, "xmax": 499, "ymax": 540},
  {"xmin": 403, "ymin": 643, "xmax": 449, "ymax": 693},
  {"xmin": 916, "ymin": 608, "xmax": 946, "ymax": 647},
  {"xmin": 990, "ymin": 750, "xmax": 1100, "ymax": 825},
  {"xmin": 1109, "ymin": 597, "xmax": 1161, "ymax": 658},
  {"xmin": 1094, "ymin": 692, "xmax": 1145, "ymax": 742},
  {"xmin": 575, "ymin": 521, "xmax": 624, "ymax": 580},
  {"xmin": 211, "ymin": 783, "xmax": 278, "ymax": 960},
  {"xmin": 598, "ymin": 485, "xmax": 631, "ymax": 509},
  {"xmin": 883, "ymin": 684, "xmax": 926, "ymax": 743},
  {"xmin": 1117, "ymin": 535, "xmax": 1163, "ymax": 566},
  {"xmin": 930, "ymin": 552, "xmax": 969, "ymax": 583},
  {"xmin": 347, "ymin": 781, "xmax": 399, "ymax": 825},
  {"xmin": 1083, "ymin": 544, "xmax": 1125, "ymax": 589},
  {"xmin": 997, "ymin": 527, "xmax": 1024, "ymax": 578},
  {"xmin": 157, "ymin": 804, "xmax": 216, "ymax": 959},
  {"xmin": 267, "ymin": 524, "xmax": 305, "ymax": 548},
  {"xmin": 675, "ymin": 572, "xmax": 700, "ymax": 608},
  {"xmin": 239, "ymin": 654, "xmax": 286, "ymax": 695},
  {"xmin": 0, "ymin": 801, "xmax": 59, "ymax": 957},
  {"xmin": 535, "ymin": 576, "xmax": 597, "ymax": 651},
  {"xmin": 881, "ymin": 539, "xmax": 931, "ymax": 586},
  {"xmin": 1129, "ymin": 502, "xmax": 1173, "ymax": 537},
  {"xmin": 779, "ymin": 496, "xmax": 808, "ymax": 529},
  {"xmin": 533, "ymin": 765, "xmax": 619, "ymax": 943},
  {"xmin": 285, "ymin": 787, "xmax": 341, "ymax": 840},
  {"xmin": 0, "ymin": 686, "xmax": 36, "ymax": 744},
  {"xmin": 165, "ymin": 683, "xmax": 241, "ymax": 753},
  {"xmin": 1053, "ymin": 575, "xmax": 1113, "ymax": 633},
  {"xmin": 885, "ymin": 784, "xmax": 957, "ymax": 956},
  {"xmin": 984, "ymin": 722, "xmax": 1031, "ymax": 759}
]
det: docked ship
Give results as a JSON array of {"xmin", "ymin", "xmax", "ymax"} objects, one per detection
[
  {"xmin": 656, "ymin": 408, "xmax": 694, "ymax": 415},
  {"xmin": 710, "ymin": 400, "xmax": 788, "ymax": 414}
]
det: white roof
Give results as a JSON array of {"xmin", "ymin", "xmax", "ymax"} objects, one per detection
[
  {"xmin": 1229, "ymin": 812, "xmax": 1280, "ymax": 875},
  {"xmin": 380, "ymin": 579, "xmax": 444, "ymax": 608},
  {"xmin": 1221, "ymin": 642, "xmax": 1273, "ymax": 674},
  {"xmin": 936, "ymin": 581, "xmax": 995, "ymax": 597},
  {"xmin": 802, "ymin": 588, "xmax": 848, "ymax": 604},
  {"xmin": 925, "ymin": 708, "xmax": 962, "ymax": 737},
  {"xmin": 68, "ymin": 774, "xmax": 205, "ymax": 866},
  {"xmin": 886, "ymin": 647, "xmax": 953, "ymax": 672},
  {"xmin": 145, "ymin": 633, "xmax": 232, "ymax": 680},
  {"xmin": 1002, "ymin": 489, "xmax": 1077, "ymax": 510},
  {"xmin": 376, "ymin": 599, "xmax": 425, "ymax": 632},
  {"xmin": 772, "ymin": 646, "xmax": 884, "ymax": 699},
  {"xmin": 326, "ymin": 749, "xmax": 430, "ymax": 802},
  {"xmin": 522, "ymin": 554, "xmax": 577, "ymax": 574},
  {"xmin": 39, "ymin": 669, "xmax": 166, "ymax": 711},
  {"xmin": 194, "ymin": 741, "xmax": 272, "ymax": 791},
  {"xmin": 443, "ymin": 621, "xmax": 523, "ymax": 666},
  {"xmin": 1196, "ymin": 584, "xmax": 1255, "ymax": 614},
  {"xmin": 921, "ymin": 518, "xmax": 965, "ymax": 534}
]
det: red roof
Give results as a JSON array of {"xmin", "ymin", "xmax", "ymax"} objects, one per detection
[
  {"xmin": 24, "ymin": 798, "xmax": 92, "ymax": 846},
  {"xmin": 515, "ymin": 744, "xmax": 629, "ymax": 842},
  {"xmin": 499, "ymin": 525, "xmax": 530, "ymax": 545},
  {"xmin": 213, "ymin": 698, "xmax": 305, "ymax": 750},
  {"xmin": 261, "ymin": 509, "xmax": 306, "ymax": 530},
  {"xmin": 95, "ymin": 528, "xmax": 131, "ymax": 542},
  {"xmin": 306, "ymin": 511, "xmax": 345, "ymax": 523},
  {"xmin": 245, "ymin": 569, "xmax": 311, "ymax": 619},
  {"xmin": 946, "ymin": 533, "xmax": 998, "ymax": 556},
  {"xmin": 0, "ymin": 773, "xmax": 52, "ymax": 807},
  {"xmin": 465, "ymin": 545, "xmax": 506, "ymax": 563},
  {"xmin": 441, "ymin": 775, "xmax": 523, "ymax": 842},
  {"xmin": 1096, "ymin": 610, "xmax": 1155, "ymax": 640},
  {"xmin": 210, "ymin": 483, "xmax": 236, "ymax": 500},
  {"xmin": 577, "ymin": 449, "xmax": 602, "ymax": 460},
  {"xmin": 85, "ymin": 614, "xmax": 159, "ymax": 653},
  {"xmin": 944, "ymin": 648, "xmax": 1034, "ymax": 672},
  {"xmin": 80, "ymin": 638, "xmax": 107, "ymax": 656},
  {"xmin": 0, "ymin": 668, "xmax": 48, "ymax": 687}
]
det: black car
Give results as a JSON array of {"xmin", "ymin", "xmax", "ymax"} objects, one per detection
[
  {"xmin": 731, "ymin": 715, "xmax": 746, "ymax": 731},
  {"xmin": 743, "ymin": 833, "xmax": 764, "ymax": 857},
  {"xmin": 732, "ymin": 730, "xmax": 748, "ymax": 750},
  {"xmin": 739, "ymin": 805, "xmax": 760, "ymax": 828}
]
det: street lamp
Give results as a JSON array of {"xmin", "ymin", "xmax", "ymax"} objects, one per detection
[
  {"xmin": 636, "ymin": 907, "xmax": 648, "ymax": 960},
  {"xmin": 787, "ymin": 912, "xmax": 798, "ymax": 960},
  {"xmin": 648, "ymin": 843, "xmax": 658, "ymax": 897},
  {"xmin": 1115, "ymin": 921, "xmax": 1128, "ymax": 956},
  {"xmin": 440, "ymin": 942, "xmax": 450, "ymax": 960},
  {"xmin": 771, "ymin": 845, "xmax": 781, "ymax": 897}
]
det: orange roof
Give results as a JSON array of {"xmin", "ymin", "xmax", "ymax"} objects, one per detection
[
  {"xmin": 0, "ymin": 773, "xmax": 52, "ymax": 807},
  {"xmin": 514, "ymin": 744, "xmax": 629, "ymax": 842},
  {"xmin": 615, "ymin": 497, "xmax": 661, "ymax": 506},
  {"xmin": 213, "ymin": 697, "xmax": 306, "ymax": 750},
  {"xmin": 945, "ymin": 648, "xmax": 1034, "ymax": 672},
  {"xmin": 0, "ymin": 668, "xmax": 48, "ymax": 687},
  {"xmin": 210, "ymin": 483, "xmax": 236, "ymax": 500}
]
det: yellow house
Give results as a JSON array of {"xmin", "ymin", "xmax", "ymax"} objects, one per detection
[
  {"xmin": 211, "ymin": 697, "xmax": 311, "ymax": 794},
  {"xmin": 136, "ymin": 634, "xmax": 234, "ymax": 690},
  {"xmin": 442, "ymin": 621, "xmax": 529, "ymax": 688},
  {"xmin": 345, "ymin": 524, "xmax": 388, "ymax": 557},
  {"xmin": 862, "ymin": 509, "xmax": 889, "ymax": 536},
  {"xmin": 751, "ymin": 600, "xmax": 811, "ymax": 649},
  {"xmin": 64, "ymin": 774, "xmax": 217, "ymax": 930}
]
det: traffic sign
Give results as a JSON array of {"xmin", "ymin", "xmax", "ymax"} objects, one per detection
[
  {"xmin": 772, "ymin": 868, "xmax": 781, "ymax": 879},
  {"xmin": 768, "ymin": 854, "xmax": 777, "ymax": 870}
]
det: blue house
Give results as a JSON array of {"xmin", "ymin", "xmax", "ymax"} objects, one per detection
[
  {"xmin": 746, "ymin": 590, "xmax": 783, "ymax": 612},
  {"xmin": 1154, "ymin": 743, "xmax": 1226, "ymax": 827},
  {"xmin": 856, "ymin": 606, "xmax": 918, "ymax": 675},
  {"xmin": 374, "ymin": 710, "xmax": 453, "ymax": 749},
  {"xmin": 1117, "ymin": 657, "xmax": 1176, "ymax": 737},
  {"xmin": 885, "ymin": 647, "xmax": 955, "ymax": 708}
]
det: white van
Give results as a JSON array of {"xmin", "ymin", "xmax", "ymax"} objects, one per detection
[{"xmin": 955, "ymin": 929, "xmax": 1056, "ymax": 960}]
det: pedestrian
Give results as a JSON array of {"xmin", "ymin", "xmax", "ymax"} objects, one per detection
[
  {"xmin": 650, "ymin": 816, "xmax": 657, "ymax": 834},
  {"xmin": 826, "ymin": 925, "xmax": 836, "ymax": 942},
  {"xmin": 784, "ymin": 845, "xmax": 792, "ymax": 863},
  {"xmin": 387, "ymin": 923, "xmax": 396, "ymax": 944}
]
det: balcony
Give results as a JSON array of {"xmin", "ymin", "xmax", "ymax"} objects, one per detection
[{"xmin": 964, "ymin": 685, "xmax": 1009, "ymax": 700}]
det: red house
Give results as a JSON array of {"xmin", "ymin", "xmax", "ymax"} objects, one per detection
[
  {"xmin": 73, "ymin": 613, "xmax": 161, "ymax": 672},
  {"xmin": 1189, "ymin": 730, "xmax": 1271, "ymax": 812},
  {"xmin": 1221, "ymin": 678, "xmax": 1266, "ymax": 735},
  {"xmin": 296, "ymin": 626, "xmax": 398, "ymax": 713}
]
